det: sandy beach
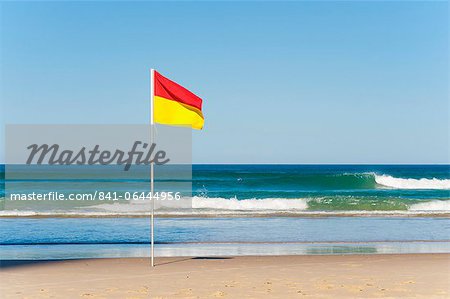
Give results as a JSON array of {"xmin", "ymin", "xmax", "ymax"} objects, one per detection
[
  {"xmin": 1, "ymin": 254, "xmax": 449, "ymax": 298},
  {"xmin": 1, "ymin": 1, "xmax": 449, "ymax": 299}
]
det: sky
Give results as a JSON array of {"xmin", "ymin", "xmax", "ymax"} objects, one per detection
[{"xmin": 1, "ymin": 1, "xmax": 448, "ymax": 164}]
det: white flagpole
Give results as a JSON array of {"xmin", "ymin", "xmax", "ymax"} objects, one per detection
[{"xmin": 150, "ymin": 68, "xmax": 155, "ymax": 267}]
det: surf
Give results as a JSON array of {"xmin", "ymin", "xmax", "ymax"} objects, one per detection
[
  {"xmin": 375, "ymin": 175, "xmax": 450, "ymax": 190},
  {"xmin": 2, "ymin": 196, "xmax": 447, "ymax": 216}
]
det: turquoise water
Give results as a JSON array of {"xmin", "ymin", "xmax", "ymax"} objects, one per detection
[
  {"xmin": 1, "ymin": 164, "xmax": 449, "ymax": 215},
  {"xmin": 1, "ymin": 165, "xmax": 449, "ymax": 259},
  {"xmin": 189, "ymin": 165, "xmax": 449, "ymax": 213}
]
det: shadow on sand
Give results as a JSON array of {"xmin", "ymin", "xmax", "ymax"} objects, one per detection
[
  {"xmin": 156, "ymin": 256, "xmax": 233, "ymax": 266},
  {"xmin": 1, "ymin": 256, "xmax": 234, "ymax": 269}
]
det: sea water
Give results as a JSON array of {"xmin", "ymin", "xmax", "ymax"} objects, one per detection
[{"xmin": 1, "ymin": 165, "xmax": 449, "ymax": 259}]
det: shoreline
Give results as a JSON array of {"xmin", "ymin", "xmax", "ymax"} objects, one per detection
[
  {"xmin": 3, "ymin": 241, "xmax": 449, "ymax": 260},
  {"xmin": 1, "ymin": 212, "xmax": 450, "ymax": 218},
  {"xmin": 2, "ymin": 254, "xmax": 449, "ymax": 298},
  {"xmin": 3, "ymin": 239, "xmax": 450, "ymax": 245}
]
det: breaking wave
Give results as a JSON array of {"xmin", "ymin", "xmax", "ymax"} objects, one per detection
[
  {"xmin": 191, "ymin": 197, "xmax": 308, "ymax": 211},
  {"xmin": 1, "ymin": 196, "xmax": 449, "ymax": 216},
  {"xmin": 196, "ymin": 172, "xmax": 450, "ymax": 190},
  {"xmin": 409, "ymin": 200, "xmax": 450, "ymax": 211},
  {"xmin": 374, "ymin": 175, "xmax": 450, "ymax": 190}
]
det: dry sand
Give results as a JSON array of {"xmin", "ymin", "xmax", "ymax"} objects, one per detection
[{"xmin": 1, "ymin": 254, "xmax": 449, "ymax": 298}]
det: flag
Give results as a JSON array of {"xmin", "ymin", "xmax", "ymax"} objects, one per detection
[{"xmin": 153, "ymin": 70, "xmax": 204, "ymax": 130}]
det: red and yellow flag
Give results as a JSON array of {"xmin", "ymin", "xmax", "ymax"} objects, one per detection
[{"xmin": 153, "ymin": 71, "xmax": 204, "ymax": 130}]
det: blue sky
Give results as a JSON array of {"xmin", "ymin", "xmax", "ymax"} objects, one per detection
[{"xmin": 1, "ymin": 1, "xmax": 448, "ymax": 163}]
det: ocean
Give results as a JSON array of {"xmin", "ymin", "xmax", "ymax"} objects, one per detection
[
  {"xmin": 1, "ymin": 164, "xmax": 449, "ymax": 216},
  {"xmin": 189, "ymin": 164, "xmax": 450, "ymax": 214},
  {"xmin": 1, "ymin": 164, "xmax": 449, "ymax": 259}
]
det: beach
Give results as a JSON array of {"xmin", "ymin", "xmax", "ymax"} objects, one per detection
[
  {"xmin": 1, "ymin": 165, "xmax": 449, "ymax": 297},
  {"xmin": 2, "ymin": 254, "xmax": 449, "ymax": 298},
  {"xmin": 1, "ymin": 0, "xmax": 449, "ymax": 297}
]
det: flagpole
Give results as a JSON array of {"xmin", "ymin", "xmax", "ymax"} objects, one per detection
[{"xmin": 150, "ymin": 68, "xmax": 155, "ymax": 267}]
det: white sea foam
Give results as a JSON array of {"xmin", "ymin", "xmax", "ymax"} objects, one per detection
[
  {"xmin": 0, "ymin": 210, "xmax": 40, "ymax": 216},
  {"xmin": 88, "ymin": 201, "xmax": 151, "ymax": 213},
  {"xmin": 2, "ymin": 205, "xmax": 450, "ymax": 216},
  {"xmin": 191, "ymin": 197, "xmax": 309, "ymax": 211},
  {"xmin": 375, "ymin": 175, "xmax": 450, "ymax": 190},
  {"xmin": 84, "ymin": 197, "xmax": 310, "ymax": 212},
  {"xmin": 409, "ymin": 200, "xmax": 450, "ymax": 211},
  {"xmin": 0, "ymin": 198, "xmax": 310, "ymax": 216},
  {"xmin": 1, "ymin": 197, "xmax": 450, "ymax": 216},
  {"xmin": 85, "ymin": 197, "xmax": 309, "ymax": 212}
]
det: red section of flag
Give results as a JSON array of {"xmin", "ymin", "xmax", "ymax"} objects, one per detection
[{"xmin": 154, "ymin": 71, "xmax": 203, "ymax": 111}]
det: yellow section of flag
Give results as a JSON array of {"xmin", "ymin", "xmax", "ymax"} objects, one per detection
[
  {"xmin": 153, "ymin": 71, "xmax": 204, "ymax": 130},
  {"xmin": 154, "ymin": 96, "xmax": 204, "ymax": 130}
]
